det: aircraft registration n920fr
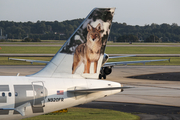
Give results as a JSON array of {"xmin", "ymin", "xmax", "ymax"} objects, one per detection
[{"xmin": 0, "ymin": 8, "xmax": 129, "ymax": 120}]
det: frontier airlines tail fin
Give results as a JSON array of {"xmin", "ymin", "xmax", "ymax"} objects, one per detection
[{"xmin": 29, "ymin": 8, "xmax": 115, "ymax": 79}]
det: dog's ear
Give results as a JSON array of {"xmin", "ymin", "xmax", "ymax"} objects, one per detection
[
  {"xmin": 87, "ymin": 24, "xmax": 92, "ymax": 32},
  {"xmin": 96, "ymin": 23, "xmax": 101, "ymax": 32}
]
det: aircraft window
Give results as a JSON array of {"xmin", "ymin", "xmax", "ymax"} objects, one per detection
[
  {"xmin": 8, "ymin": 92, "xmax": 11, "ymax": 97},
  {"xmin": 15, "ymin": 92, "xmax": 18, "ymax": 97},
  {"xmin": 2, "ymin": 92, "xmax": 5, "ymax": 97}
]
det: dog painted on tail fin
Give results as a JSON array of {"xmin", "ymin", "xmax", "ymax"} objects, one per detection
[{"xmin": 72, "ymin": 23, "xmax": 102, "ymax": 74}]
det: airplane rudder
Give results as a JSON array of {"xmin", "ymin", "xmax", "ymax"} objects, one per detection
[
  {"xmin": 59, "ymin": 8, "xmax": 115, "ymax": 55},
  {"xmin": 53, "ymin": 8, "xmax": 115, "ymax": 78},
  {"xmin": 29, "ymin": 8, "xmax": 115, "ymax": 78}
]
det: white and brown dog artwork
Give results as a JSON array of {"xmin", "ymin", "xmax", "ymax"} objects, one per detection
[{"xmin": 72, "ymin": 23, "xmax": 102, "ymax": 74}]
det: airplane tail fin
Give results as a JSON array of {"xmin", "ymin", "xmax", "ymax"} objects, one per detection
[{"xmin": 29, "ymin": 8, "xmax": 115, "ymax": 79}]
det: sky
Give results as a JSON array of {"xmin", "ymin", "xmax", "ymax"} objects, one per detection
[{"xmin": 0, "ymin": 0, "xmax": 180, "ymax": 26}]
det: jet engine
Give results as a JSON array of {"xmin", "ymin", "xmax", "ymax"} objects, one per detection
[
  {"xmin": 99, "ymin": 67, "xmax": 112, "ymax": 79},
  {"xmin": 103, "ymin": 67, "xmax": 112, "ymax": 75}
]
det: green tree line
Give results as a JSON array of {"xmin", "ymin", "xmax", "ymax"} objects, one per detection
[{"xmin": 0, "ymin": 19, "xmax": 180, "ymax": 42}]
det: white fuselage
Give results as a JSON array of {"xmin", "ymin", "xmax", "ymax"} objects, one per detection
[{"xmin": 0, "ymin": 76, "xmax": 121, "ymax": 120}]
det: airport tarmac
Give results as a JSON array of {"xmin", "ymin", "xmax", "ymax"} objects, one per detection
[
  {"xmin": 0, "ymin": 65, "xmax": 180, "ymax": 119},
  {"xmin": 98, "ymin": 66, "xmax": 180, "ymax": 107}
]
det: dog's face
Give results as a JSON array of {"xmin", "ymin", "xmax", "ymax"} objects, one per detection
[{"xmin": 87, "ymin": 23, "xmax": 101, "ymax": 42}]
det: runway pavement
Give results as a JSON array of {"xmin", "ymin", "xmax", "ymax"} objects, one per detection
[
  {"xmin": 0, "ymin": 65, "xmax": 180, "ymax": 119},
  {"xmin": 98, "ymin": 66, "xmax": 180, "ymax": 107}
]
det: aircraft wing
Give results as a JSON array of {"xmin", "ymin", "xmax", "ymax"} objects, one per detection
[
  {"xmin": 67, "ymin": 86, "xmax": 133, "ymax": 93},
  {"xmin": 103, "ymin": 58, "xmax": 170, "ymax": 67},
  {"xmin": 9, "ymin": 58, "xmax": 49, "ymax": 64}
]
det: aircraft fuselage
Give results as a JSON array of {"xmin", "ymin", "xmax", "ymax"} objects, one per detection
[{"xmin": 0, "ymin": 76, "xmax": 121, "ymax": 120}]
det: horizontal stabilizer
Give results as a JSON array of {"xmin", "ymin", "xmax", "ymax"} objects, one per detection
[
  {"xmin": 109, "ymin": 55, "xmax": 136, "ymax": 59},
  {"xmin": 104, "ymin": 59, "xmax": 170, "ymax": 67},
  {"xmin": 9, "ymin": 58, "xmax": 49, "ymax": 64}
]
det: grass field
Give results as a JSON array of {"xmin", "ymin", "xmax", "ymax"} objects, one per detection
[
  {"xmin": 107, "ymin": 42, "xmax": 180, "ymax": 45},
  {"xmin": 0, "ymin": 46, "xmax": 59, "ymax": 54},
  {"xmin": 106, "ymin": 46, "xmax": 180, "ymax": 54},
  {"xmin": 23, "ymin": 107, "xmax": 140, "ymax": 120},
  {"xmin": 0, "ymin": 43, "xmax": 180, "ymax": 65},
  {"xmin": 6, "ymin": 39, "xmax": 66, "ymax": 42},
  {"xmin": 2, "ymin": 40, "xmax": 180, "ymax": 45},
  {"xmin": 1, "ymin": 46, "xmax": 180, "ymax": 54},
  {"xmin": 0, "ymin": 40, "xmax": 66, "ymax": 45}
]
